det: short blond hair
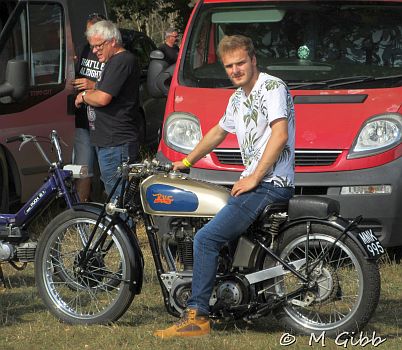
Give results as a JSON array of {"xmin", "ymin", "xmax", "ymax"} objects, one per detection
[{"xmin": 217, "ymin": 35, "xmax": 255, "ymax": 59}]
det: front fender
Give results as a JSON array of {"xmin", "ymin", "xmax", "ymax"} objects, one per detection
[{"xmin": 72, "ymin": 202, "xmax": 144, "ymax": 294}]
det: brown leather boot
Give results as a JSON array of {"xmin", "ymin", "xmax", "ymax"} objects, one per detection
[{"xmin": 154, "ymin": 308, "xmax": 210, "ymax": 339}]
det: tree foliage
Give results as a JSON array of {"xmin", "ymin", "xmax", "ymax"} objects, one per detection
[{"xmin": 106, "ymin": 0, "xmax": 194, "ymax": 32}]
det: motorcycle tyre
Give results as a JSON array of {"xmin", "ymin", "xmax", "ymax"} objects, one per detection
[
  {"xmin": 258, "ymin": 223, "xmax": 381, "ymax": 337},
  {"xmin": 35, "ymin": 209, "xmax": 137, "ymax": 325}
]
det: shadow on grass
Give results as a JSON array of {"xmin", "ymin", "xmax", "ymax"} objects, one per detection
[
  {"xmin": 119, "ymin": 304, "xmax": 171, "ymax": 326},
  {"xmin": 0, "ymin": 287, "xmax": 47, "ymax": 327},
  {"xmin": 368, "ymin": 297, "xmax": 402, "ymax": 338},
  {"xmin": 1, "ymin": 271, "xmax": 36, "ymax": 289}
]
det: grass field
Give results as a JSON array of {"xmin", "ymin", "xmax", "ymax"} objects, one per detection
[{"xmin": 0, "ymin": 222, "xmax": 401, "ymax": 350}]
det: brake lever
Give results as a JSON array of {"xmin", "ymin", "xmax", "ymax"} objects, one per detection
[
  {"xmin": 18, "ymin": 135, "xmax": 35, "ymax": 151},
  {"xmin": 59, "ymin": 137, "xmax": 68, "ymax": 147}
]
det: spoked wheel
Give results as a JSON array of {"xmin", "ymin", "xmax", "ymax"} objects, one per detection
[
  {"xmin": 258, "ymin": 224, "xmax": 380, "ymax": 337},
  {"xmin": 35, "ymin": 209, "xmax": 136, "ymax": 324}
]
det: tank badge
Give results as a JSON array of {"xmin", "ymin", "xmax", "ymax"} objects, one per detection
[
  {"xmin": 153, "ymin": 193, "xmax": 174, "ymax": 205},
  {"xmin": 146, "ymin": 184, "xmax": 198, "ymax": 212}
]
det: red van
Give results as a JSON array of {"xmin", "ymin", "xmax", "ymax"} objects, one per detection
[{"xmin": 152, "ymin": 0, "xmax": 402, "ymax": 248}]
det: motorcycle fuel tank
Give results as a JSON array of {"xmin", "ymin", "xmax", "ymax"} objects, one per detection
[{"xmin": 140, "ymin": 173, "xmax": 230, "ymax": 216}]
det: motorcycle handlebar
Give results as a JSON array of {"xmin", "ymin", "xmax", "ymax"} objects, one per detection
[
  {"xmin": 5, "ymin": 130, "xmax": 64, "ymax": 166},
  {"xmin": 128, "ymin": 160, "xmax": 190, "ymax": 176}
]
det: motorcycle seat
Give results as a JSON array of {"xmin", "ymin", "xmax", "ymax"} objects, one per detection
[{"xmin": 288, "ymin": 195, "xmax": 340, "ymax": 220}]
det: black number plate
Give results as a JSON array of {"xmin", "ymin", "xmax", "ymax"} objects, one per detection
[{"xmin": 355, "ymin": 228, "xmax": 385, "ymax": 258}]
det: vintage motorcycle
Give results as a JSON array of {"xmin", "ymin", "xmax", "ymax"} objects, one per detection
[{"xmin": 35, "ymin": 159, "xmax": 383, "ymax": 336}]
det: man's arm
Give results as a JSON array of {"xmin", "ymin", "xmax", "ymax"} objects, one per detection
[
  {"xmin": 173, "ymin": 124, "xmax": 228, "ymax": 170},
  {"xmin": 75, "ymin": 89, "xmax": 112, "ymax": 108},
  {"xmin": 231, "ymin": 118, "xmax": 288, "ymax": 197}
]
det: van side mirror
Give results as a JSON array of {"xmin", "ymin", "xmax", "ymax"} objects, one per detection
[
  {"xmin": 0, "ymin": 59, "xmax": 29, "ymax": 100},
  {"xmin": 147, "ymin": 50, "xmax": 174, "ymax": 98}
]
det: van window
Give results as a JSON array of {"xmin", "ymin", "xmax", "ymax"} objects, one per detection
[
  {"xmin": 0, "ymin": 1, "xmax": 65, "ymax": 111},
  {"xmin": 29, "ymin": 3, "xmax": 65, "ymax": 85},
  {"xmin": 0, "ymin": 1, "xmax": 20, "ymax": 85},
  {"xmin": 181, "ymin": 2, "xmax": 402, "ymax": 89}
]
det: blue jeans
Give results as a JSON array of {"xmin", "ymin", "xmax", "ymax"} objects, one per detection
[
  {"xmin": 73, "ymin": 128, "xmax": 95, "ymax": 176},
  {"xmin": 187, "ymin": 182, "xmax": 294, "ymax": 315},
  {"xmin": 96, "ymin": 142, "xmax": 139, "ymax": 198}
]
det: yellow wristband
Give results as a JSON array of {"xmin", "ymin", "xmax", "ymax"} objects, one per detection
[{"xmin": 182, "ymin": 157, "xmax": 192, "ymax": 168}]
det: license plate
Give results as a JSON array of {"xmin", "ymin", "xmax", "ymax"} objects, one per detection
[{"xmin": 355, "ymin": 228, "xmax": 385, "ymax": 258}]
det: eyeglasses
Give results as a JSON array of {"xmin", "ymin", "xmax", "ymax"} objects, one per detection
[
  {"xmin": 90, "ymin": 40, "xmax": 108, "ymax": 51},
  {"xmin": 88, "ymin": 13, "xmax": 106, "ymax": 21},
  {"xmin": 170, "ymin": 35, "xmax": 179, "ymax": 38}
]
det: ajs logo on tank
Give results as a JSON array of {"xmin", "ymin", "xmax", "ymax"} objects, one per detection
[{"xmin": 146, "ymin": 184, "xmax": 199, "ymax": 212}]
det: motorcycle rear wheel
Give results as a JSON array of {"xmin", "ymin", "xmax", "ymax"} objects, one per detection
[
  {"xmin": 259, "ymin": 223, "xmax": 380, "ymax": 337},
  {"xmin": 35, "ymin": 209, "xmax": 136, "ymax": 324}
]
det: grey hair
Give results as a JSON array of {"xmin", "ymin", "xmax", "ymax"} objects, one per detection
[
  {"xmin": 86, "ymin": 20, "xmax": 122, "ymax": 46},
  {"xmin": 164, "ymin": 27, "xmax": 177, "ymax": 39}
]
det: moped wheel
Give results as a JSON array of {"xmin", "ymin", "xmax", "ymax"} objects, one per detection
[
  {"xmin": 258, "ymin": 224, "xmax": 380, "ymax": 337},
  {"xmin": 35, "ymin": 209, "xmax": 136, "ymax": 324}
]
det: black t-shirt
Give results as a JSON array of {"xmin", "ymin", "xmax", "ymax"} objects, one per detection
[
  {"xmin": 90, "ymin": 50, "xmax": 140, "ymax": 147},
  {"xmin": 158, "ymin": 43, "xmax": 179, "ymax": 65},
  {"xmin": 74, "ymin": 44, "xmax": 104, "ymax": 129}
]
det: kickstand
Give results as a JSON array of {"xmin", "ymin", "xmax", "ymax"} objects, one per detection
[{"xmin": 0, "ymin": 264, "xmax": 7, "ymax": 289}]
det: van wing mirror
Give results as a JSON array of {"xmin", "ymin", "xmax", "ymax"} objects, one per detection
[
  {"xmin": 147, "ymin": 50, "xmax": 173, "ymax": 98},
  {"xmin": 0, "ymin": 59, "xmax": 29, "ymax": 100},
  {"xmin": 150, "ymin": 49, "xmax": 165, "ymax": 60}
]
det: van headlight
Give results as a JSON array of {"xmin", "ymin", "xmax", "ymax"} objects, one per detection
[
  {"xmin": 348, "ymin": 113, "xmax": 402, "ymax": 159},
  {"xmin": 164, "ymin": 112, "xmax": 202, "ymax": 154}
]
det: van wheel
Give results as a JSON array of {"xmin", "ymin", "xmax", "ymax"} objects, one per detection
[{"xmin": 0, "ymin": 148, "xmax": 9, "ymax": 212}]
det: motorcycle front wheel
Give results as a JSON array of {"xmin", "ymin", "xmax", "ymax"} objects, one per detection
[
  {"xmin": 258, "ymin": 223, "xmax": 381, "ymax": 337},
  {"xmin": 35, "ymin": 209, "xmax": 136, "ymax": 324}
]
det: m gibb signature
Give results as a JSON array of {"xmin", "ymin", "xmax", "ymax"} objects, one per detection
[{"xmin": 280, "ymin": 331, "xmax": 387, "ymax": 347}]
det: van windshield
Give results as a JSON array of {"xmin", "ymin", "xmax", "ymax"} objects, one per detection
[{"xmin": 181, "ymin": 1, "xmax": 402, "ymax": 89}]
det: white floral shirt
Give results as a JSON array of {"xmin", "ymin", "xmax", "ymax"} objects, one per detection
[{"xmin": 219, "ymin": 72, "xmax": 295, "ymax": 187}]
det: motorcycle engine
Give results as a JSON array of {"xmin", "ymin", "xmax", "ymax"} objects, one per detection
[
  {"xmin": 162, "ymin": 271, "xmax": 248, "ymax": 315},
  {"xmin": 167, "ymin": 217, "xmax": 208, "ymax": 271},
  {"xmin": 156, "ymin": 217, "xmax": 248, "ymax": 314}
]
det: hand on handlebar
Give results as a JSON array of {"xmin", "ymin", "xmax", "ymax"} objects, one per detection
[{"xmin": 172, "ymin": 160, "xmax": 189, "ymax": 171}]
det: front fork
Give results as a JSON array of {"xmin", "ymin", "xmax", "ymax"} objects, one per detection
[{"xmin": 142, "ymin": 215, "xmax": 181, "ymax": 316}]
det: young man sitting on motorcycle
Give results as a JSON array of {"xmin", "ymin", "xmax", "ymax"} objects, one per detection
[{"xmin": 154, "ymin": 34, "xmax": 296, "ymax": 338}]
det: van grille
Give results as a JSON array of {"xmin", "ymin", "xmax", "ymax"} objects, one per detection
[{"xmin": 213, "ymin": 149, "xmax": 342, "ymax": 167}]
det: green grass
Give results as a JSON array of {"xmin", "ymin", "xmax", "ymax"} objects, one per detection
[{"xmin": 0, "ymin": 226, "xmax": 401, "ymax": 350}]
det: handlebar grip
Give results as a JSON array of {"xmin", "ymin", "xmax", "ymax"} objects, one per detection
[
  {"xmin": 6, "ymin": 136, "xmax": 23, "ymax": 143},
  {"xmin": 179, "ymin": 167, "xmax": 191, "ymax": 174}
]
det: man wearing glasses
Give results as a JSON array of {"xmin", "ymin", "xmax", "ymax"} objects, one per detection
[
  {"xmin": 75, "ymin": 20, "xmax": 140, "ymax": 198},
  {"xmin": 158, "ymin": 27, "xmax": 180, "ymax": 65}
]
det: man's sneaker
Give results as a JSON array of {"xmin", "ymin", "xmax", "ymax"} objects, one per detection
[{"xmin": 154, "ymin": 308, "xmax": 210, "ymax": 339}]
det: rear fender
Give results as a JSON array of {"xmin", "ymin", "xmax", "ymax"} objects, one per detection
[
  {"xmin": 242, "ymin": 217, "xmax": 380, "ymax": 270},
  {"xmin": 72, "ymin": 202, "xmax": 144, "ymax": 293},
  {"xmin": 281, "ymin": 217, "xmax": 381, "ymax": 260}
]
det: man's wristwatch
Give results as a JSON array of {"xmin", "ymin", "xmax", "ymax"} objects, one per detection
[{"xmin": 82, "ymin": 90, "xmax": 87, "ymax": 104}]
